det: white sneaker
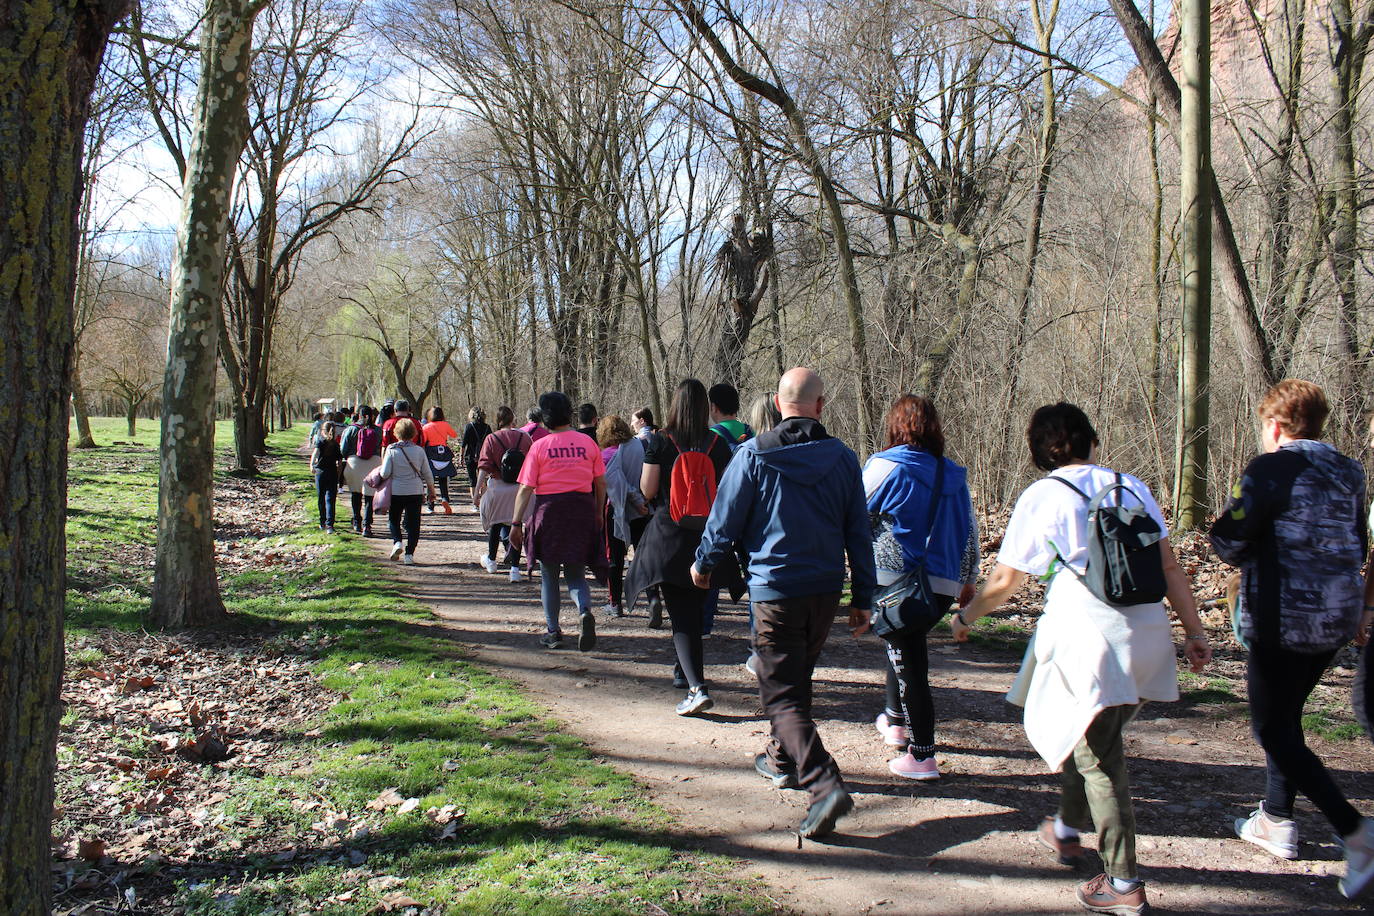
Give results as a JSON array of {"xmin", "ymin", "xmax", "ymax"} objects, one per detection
[
  {"xmin": 1234, "ymin": 804, "xmax": 1298, "ymax": 860},
  {"xmin": 509, "ymin": 567, "xmax": 523, "ymax": 583},
  {"xmin": 402, "ymin": 554, "xmax": 415, "ymax": 565},
  {"xmin": 481, "ymin": 555, "xmax": 499, "ymax": 574},
  {"xmin": 389, "ymin": 542, "xmax": 403, "ymax": 561},
  {"xmin": 1341, "ymin": 817, "xmax": 1374, "ymax": 898}
]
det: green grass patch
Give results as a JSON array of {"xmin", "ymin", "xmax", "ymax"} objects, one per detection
[
  {"xmin": 1177, "ymin": 671, "xmax": 1243, "ymax": 705},
  {"xmin": 65, "ymin": 418, "xmax": 773, "ymax": 914},
  {"xmin": 1302, "ymin": 707, "xmax": 1365, "ymax": 742}
]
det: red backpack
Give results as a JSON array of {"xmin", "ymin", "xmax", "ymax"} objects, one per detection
[{"xmin": 667, "ymin": 433, "xmax": 719, "ymax": 531}]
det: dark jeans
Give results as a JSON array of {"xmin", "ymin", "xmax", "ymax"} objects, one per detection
[
  {"xmin": 388, "ymin": 494, "xmax": 423, "ymax": 555},
  {"xmin": 314, "ymin": 474, "xmax": 337, "ymax": 527},
  {"xmin": 662, "ymin": 582, "xmax": 709, "ymax": 689},
  {"xmin": 487, "ymin": 524, "xmax": 521, "ymax": 566},
  {"xmin": 1248, "ymin": 645, "xmax": 1361, "ymax": 836},
  {"xmin": 607, "ymin": 534, "xmax": 627, "ymax": 607},
  {"xmin": 755, "ymin": 592, "xmax": 844, "ymax": 801},
  {"xmin": 350, "ymin": 491, "xmax": 374, "ymax": 530},
  {"xmin": 882, "ymin": 594, "xmax": 955, "ymax": 759}
]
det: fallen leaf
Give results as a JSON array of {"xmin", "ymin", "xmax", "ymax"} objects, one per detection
[
  {"xmin": 78, "ymin": 838, "xmax": 106, "ymax": 862},
  {"xmin": 373, "ymin": 892, "xmax": 423, "ymax": 912},
  {"xmin": 367, "ymin": 788, "xmax": 405, "ymax": 810},
  {"xmin": 396, "ymin": 797, "xmax": 420, "ymax": 815}
]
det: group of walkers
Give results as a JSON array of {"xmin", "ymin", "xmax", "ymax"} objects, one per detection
[{"xmin": 310, "ymin": 372, "xmax": 1374, "ymax": 913}]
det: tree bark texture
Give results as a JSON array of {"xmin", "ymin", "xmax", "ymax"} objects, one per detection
[
  {"xmin": 0, "ymin": 0, "xmax": 127, "ymax": 908},
  {"xmin": 1174, "ymin": 0, "xmax": 1214, "ymax": 529},
  {"xmin": 150, "ymin": 0, "xmax": 263, "ymax": 629},
  {"xmin": 71, "ymin": 353, "xmax": 98, "ymax": 448}
]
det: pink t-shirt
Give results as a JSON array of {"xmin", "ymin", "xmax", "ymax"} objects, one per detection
[{"xmin": 517, "ymin": 429, "xmax": 604, "ymax": 494}]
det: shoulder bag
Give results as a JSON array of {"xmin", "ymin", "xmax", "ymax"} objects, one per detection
[{"xmin": 871, "ymin": 458, "xmax": 946, "ymax": 641}]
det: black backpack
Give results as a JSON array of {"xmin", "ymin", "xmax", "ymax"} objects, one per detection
[
  {"xmin": 499, "ymin": 444, "xmax": 525, "ymax": 484},
  {"xmin": 1051, "ymin": 473, "xmax": 1167, "ymax": 607}
]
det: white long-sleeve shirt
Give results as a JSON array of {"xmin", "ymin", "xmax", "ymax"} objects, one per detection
[{"xmin": 380, "ymin": 441, "xmax": 434, "ymax": 496}]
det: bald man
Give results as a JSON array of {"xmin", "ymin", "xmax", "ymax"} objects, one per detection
[{"xmin": 693, "ymin": 367, "xmax": 876, "ymax": 838}]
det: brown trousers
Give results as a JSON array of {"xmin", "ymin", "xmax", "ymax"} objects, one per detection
[{"xmin": 754, "ymin": 592, "xmax": 844, "ymax": 800}]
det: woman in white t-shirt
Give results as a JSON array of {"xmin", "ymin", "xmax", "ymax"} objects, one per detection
[{"xmin": 951, "ymin": 402, "xmax": 1211, "ymax": 916}]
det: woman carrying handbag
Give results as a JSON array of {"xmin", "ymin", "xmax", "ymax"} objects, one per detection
[{"xmin": 864, "ymin": 395, "xmax": 979, "ymax": 780}]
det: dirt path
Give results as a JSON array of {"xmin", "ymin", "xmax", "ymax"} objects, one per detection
[{"xmin": 372, "ymin": 500, "xmax": 1374, "ymax": 914}]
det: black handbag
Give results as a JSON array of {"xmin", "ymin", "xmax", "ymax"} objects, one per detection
[{"xmin": 871, "ymin": 458, "xmax": 946, "ymax": 641}]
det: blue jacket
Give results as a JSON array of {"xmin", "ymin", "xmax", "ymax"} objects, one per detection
[
  {"xmin": 695, "ymin": 418, "xmax": 876, "ymax": 608},
  {"xmin": 864, "ymin": 446, "xmax": 976, "ymax": 594}
]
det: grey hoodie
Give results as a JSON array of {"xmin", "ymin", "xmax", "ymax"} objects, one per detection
[{"xmin": 1211, "ymin": 439, "xmax": 1368, "ymax": 652}]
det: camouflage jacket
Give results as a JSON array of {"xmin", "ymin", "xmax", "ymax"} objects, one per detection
[{"xmin": 1209, "ymin": 439, "xmax": 1367, "ymax": 653}]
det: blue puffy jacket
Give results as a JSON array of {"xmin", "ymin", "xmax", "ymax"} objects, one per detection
[
  {"xmin": 694, "ymin": 418, "xmax": 876, "ymax": 608},
  {"xmin": 864, "ymin": 446, "xmax": 977, "ymax": 597}
]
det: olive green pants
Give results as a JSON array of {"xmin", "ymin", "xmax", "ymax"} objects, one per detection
[{"xmin": 1059, "ymin": 704, "xmax": 1140, "ymax": 880}]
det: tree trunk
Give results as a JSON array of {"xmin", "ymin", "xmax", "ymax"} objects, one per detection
[
  {"xmin": 674, "ymin": 0, "xmax": 876, "ymax": 449},
  {"xmin": 1173, "ymin": 0, "xmax": 1213, "ymax": 529},
  {"xmin": 150, "ymin": 0, "xmax": 262, "ymax": 629},
  {"xmin": 1110, "ymin": 0, "xmax": 1276, "ymax": 399},
  {"xmin": 126, "ymin": 400, "xmax": 138, "ymax": 437},
  {"xmin": 0, "ymin": 0, "xmax": 127, "ymax": 908},
  {"xmin": 71, "ymin": 351, "xmax": 98, "ymax": 448},
  {"xmin": 1326, "ymin": 0, "xmax": 1369, "ymax": 444}
]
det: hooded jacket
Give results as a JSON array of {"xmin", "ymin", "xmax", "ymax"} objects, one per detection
[
  {"xmin": 864, "ymin": 446, "xmax": 978, "ymax": 597},
  {"xmin": 1210, "ymin": 439, "xmax": 1368, "ymax": 652},
  {"xmin": 695, "ymin": 417, "xmax": 876, "ymax": 608}
]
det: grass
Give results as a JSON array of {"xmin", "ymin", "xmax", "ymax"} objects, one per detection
[
  {"xmin": 1303, "ymin": 707, "xmax": 1366, "ymax": 742},
  {"xmin": 65, "ymin": 417, "xmax": 774, "ymax": 914}
]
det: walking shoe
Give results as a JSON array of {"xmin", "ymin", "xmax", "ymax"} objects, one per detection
[
  {"xmin": 540, "ymin": 632, "xmax": 562, "ymax": 649},
  {"xmin": 427, "ymin": 503, "xmax": 435, "ymax": 514},
  {"xmin": 326, "ymin": 526, "xmax": 335, "ymax": 535},
  {"xmin": 1340, "ymin": 817, "xmax": 1374, "ymax": 898},
  {"xmin": 1234, "ymin": 804, "xmax": 1298, "ymax": 860},
  {"xmin": 671, "ymin": 662, "xmax": 688, "ymax": 689},
  {"xmin": 402, "ymin": 554, "xmax": 415, "ymax": 565},
  {"xmin": 389, "ymin": 542, "xmax": 404, "ymax": 561},
  {"xmin": 1037, "ymin": 816, "xmax": 1086, "ymax": 865},
  {"xmin": 798, "ymin": 786, "xmax": 853, "ymax": 839},
  {"xmin": 744, "ymin": 653, "xmax": 760, "ymax": 677},
  {"xmin": 647, "ymin": 594, "xmax": 664, "ymax": 629},
  {"xmin": 481, "ymin": 555, "xmax": 499, "ymax": 574},
  {"xmin": 1076, "ymin": 874, "xmax": 1147, "ymax": 915},
  {"xmin": 441, "ymin": 501, "xmax": 452, "ymax": 514},
  {"xmin": 509, "ymin": 567, "xmax": 523, "ymax": 583},
  {"xmin": 888, "ymin": 752, "xmax": 940, "ymax": 781},
  {"xmin": 676, "ymin": 686, "xmax": 713, "ymax": 716},
  {"xmin": 352, "ymin": 521, "xmax": 362, "ymax": 533},
  {"xmin": 874, "ymin": 712, "xmax": 908, "ymax": 747},
  {"xmin": 578, "ymin": 611, "xmax": 597, "ymax": 652},
  {"xmin": 363, "ymin": 526, "xmax": 374, "ymax": 538},
  {"xmin": 754, "ymin": 752, "xmax": 801, "ymax": 789}
]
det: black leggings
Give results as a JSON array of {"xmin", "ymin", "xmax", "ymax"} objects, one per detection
[
  {"xmin": 487, "ymin": 524, "xmax": 521, "ymax": 565},
  {"xmin": 431, "ymin": 477, "xmax": 451, "ymax": 505},
  {"xmin": 883, "ymin": 594, "xmax": 955, "ymax": 759},
  {"xmin": 1248, "ymin": 645, "xmax": 1361, "ymax": 835},
  {"xmin": 608, "ymin": 535, "xmax": 627, "ymax": 607},
  {"xmin": 388, "ymin": 494, "xmax": 423, "ymax": 554},
  {"xmin": 662, "ymin": 582, "xmax": 708, "ymax": 689}
]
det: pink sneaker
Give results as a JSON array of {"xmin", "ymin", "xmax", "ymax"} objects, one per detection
[
  {"xmin": 874, "ymin": 713, "xmax": 908, "ymax": 747},
  {"xmin": 888, "ymin": 752, "xmax": 940, "ymax": 780}
]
